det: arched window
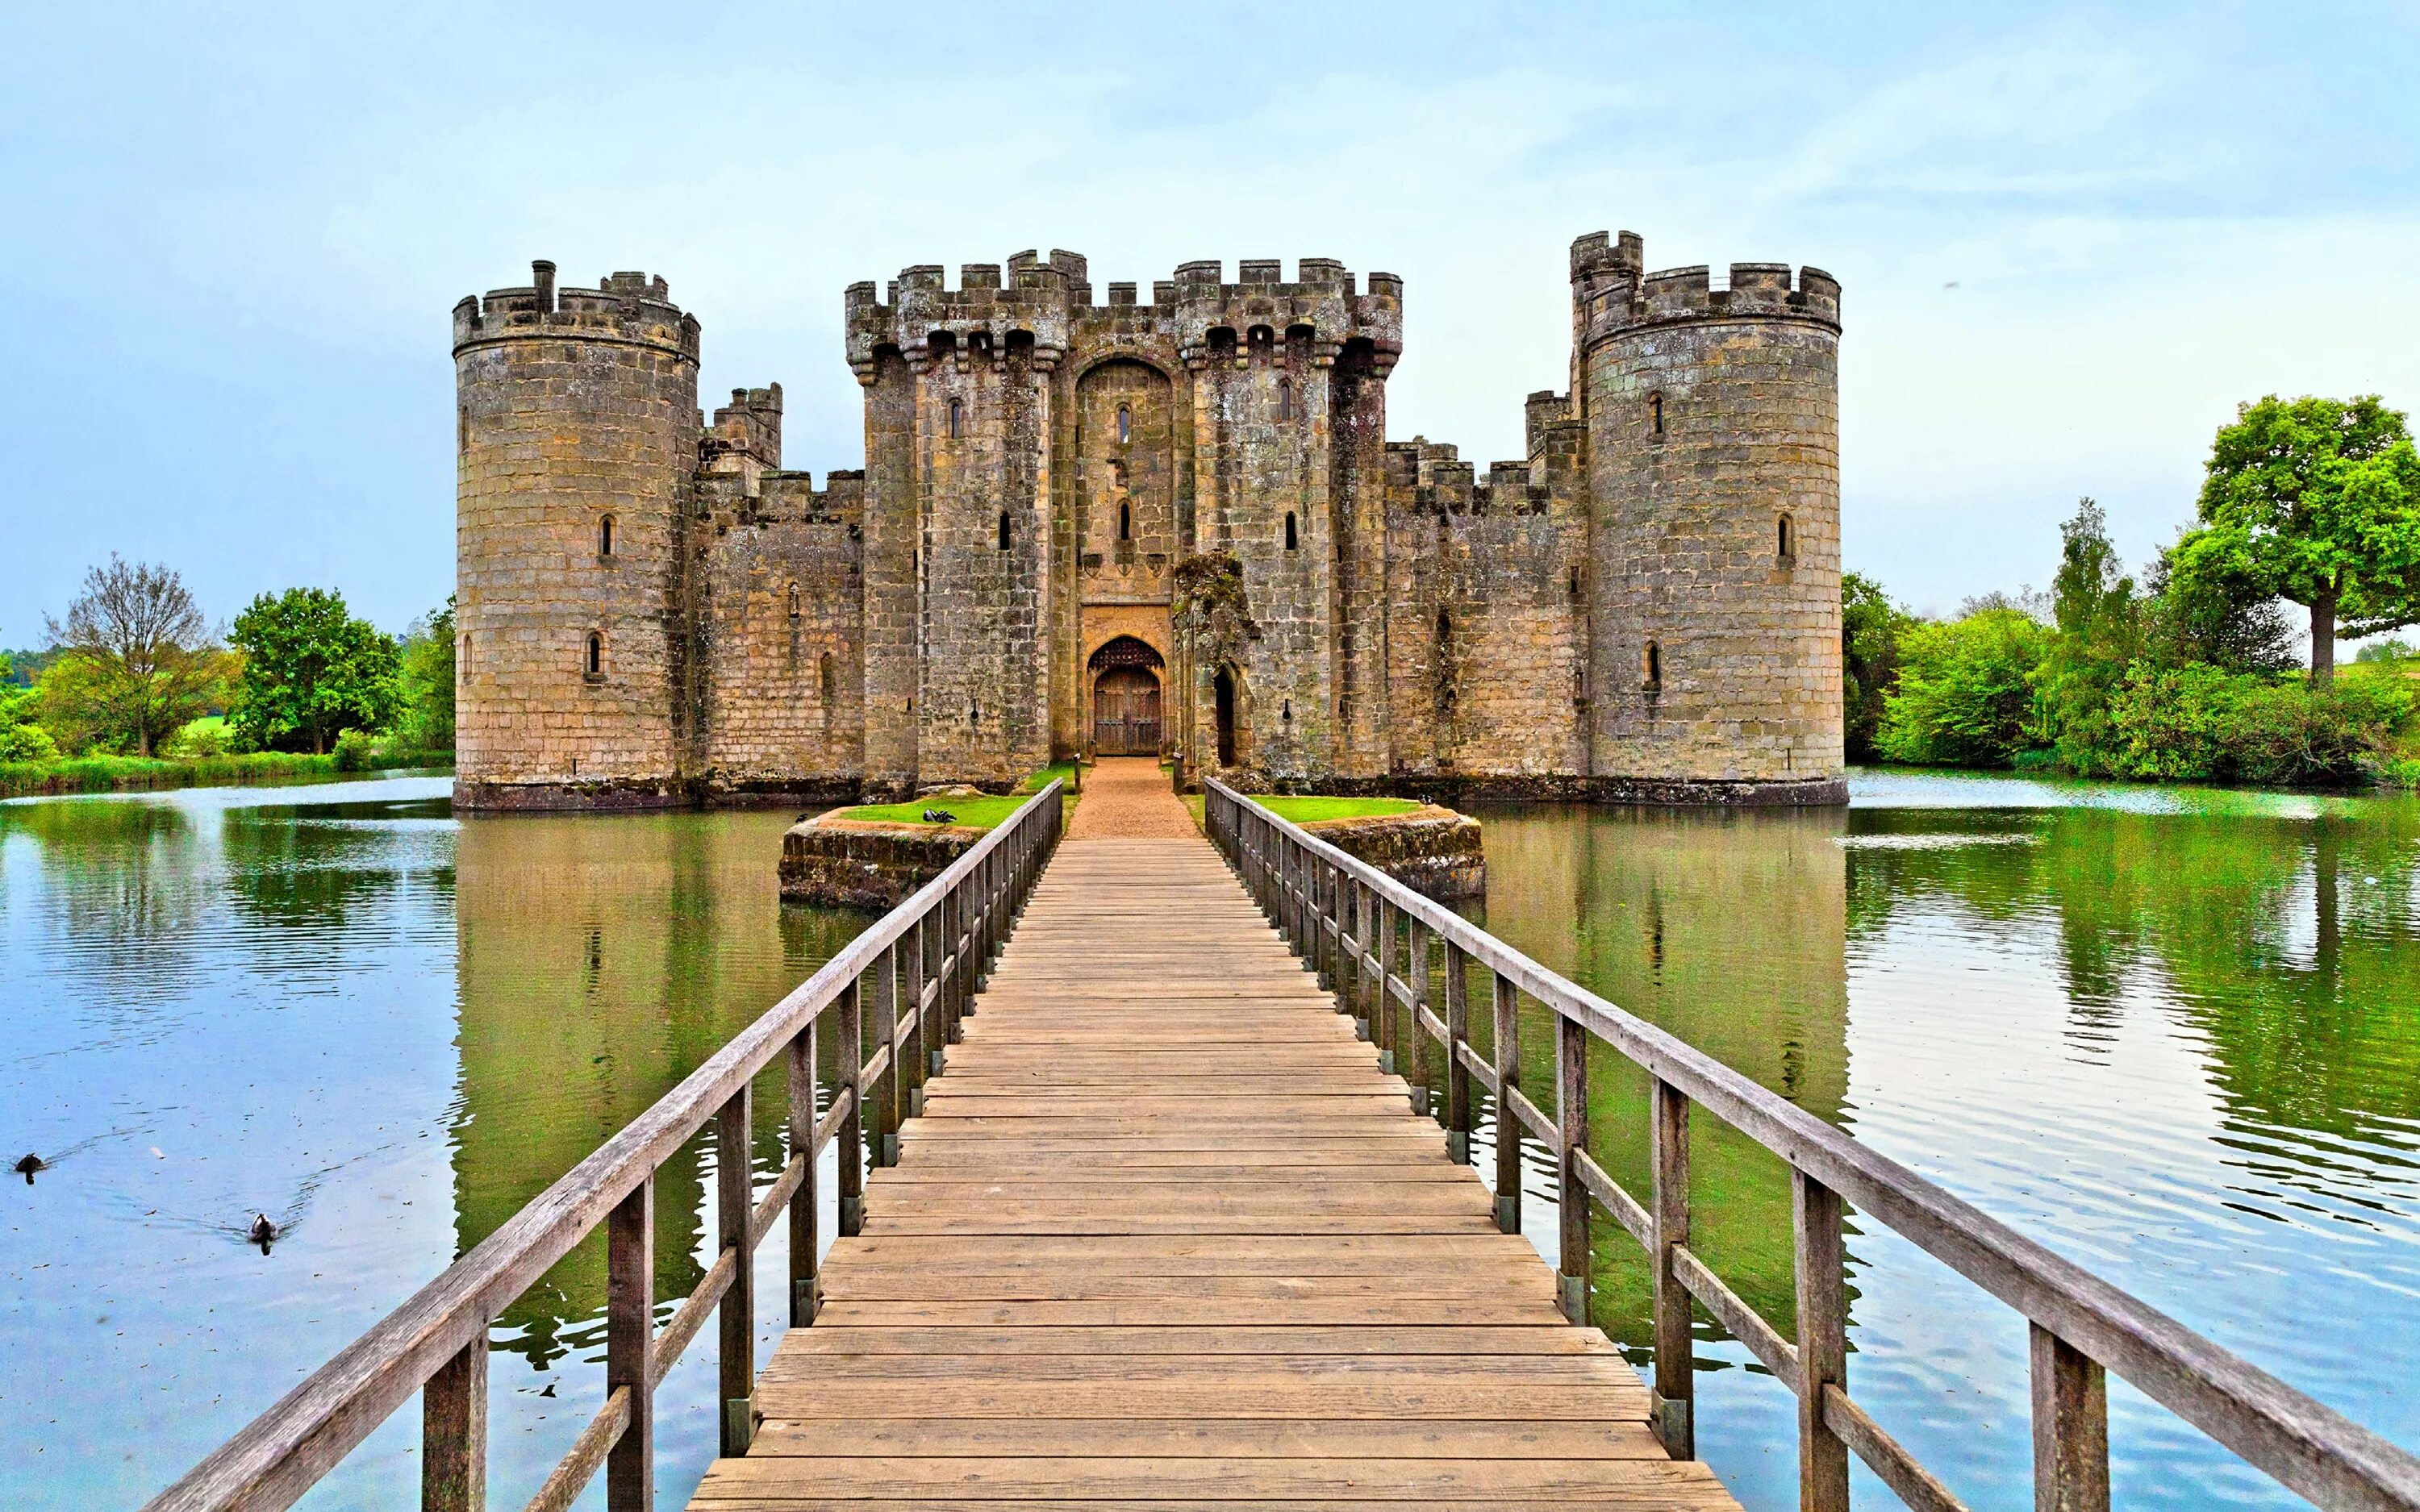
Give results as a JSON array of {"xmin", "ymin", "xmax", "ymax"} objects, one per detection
[
  {"xmin": 1119, "ymin": 502, "xmax": 1132, "ymax": 541},
  {"xmin": 949, "ymin": 398, "xmax": 963, "ymax": 439},
  {"xmin": 1284, "ymin": 511, "xmax": 1298, "ymax": 552},
  {"xmin": 1278, "ymin": 377, "xmax": 1293, "ymax": 422},
  {"xmin": 598, "ymin": 514, "xmax": 615, "ymax": 556},
  {"xmin": 786, "ymin": 581, "xmax": 800, "ymax": 618},
  {"xmin": 1116, "ymin": 403, "xmax": 1131, "ymax": 445},
  {"xmin": 586, "ymin": 632, "xmax": 603, "ymax": 680},
  {"xmin": 1776, "ymin": 514, "xmax": 1795, "ymax": 564},
  {"xmin": 1648, "ymin": 393, "xmax": 1664, "ymax": 437},
  {"xmin": 999, "ymin": 511, "xmax": 1012, "ymax": 551},
  {"xmin": 1642, "ymin": 640, "xmax": 1662, "ymax": 692}
]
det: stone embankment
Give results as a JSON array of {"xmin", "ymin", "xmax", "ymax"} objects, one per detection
[
  {"xmin": 1296, "ymin": 804, "xmax": 1485, "ymax": 902},
  {"xmin": 779, "ymin": 814, "xmax": 982, "ymax": 909}
]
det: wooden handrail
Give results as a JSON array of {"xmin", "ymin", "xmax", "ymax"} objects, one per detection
[
  {"xmin": 1204, "ymin": 778, "xmax": 2420, "ymax": 1512},
  {"xmin": 140, "ymin": 780, "xmax": 1065, "ymax": 1512}
]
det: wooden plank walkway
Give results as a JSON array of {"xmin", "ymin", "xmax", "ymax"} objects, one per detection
[{"xmin": 691, "ymin": 782, "xmax": 1737, "ymax": 1508}]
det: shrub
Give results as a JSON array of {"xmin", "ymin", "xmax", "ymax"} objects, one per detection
[
  {"xmin": 331, "ymin": 727, "xmax": 382, "ymax": 773},
  {"xmin": 1876, "ymin": 609, "xmax": 2055, "ymax": 767},
  {"xmin": 2105, "ymin": 664, "xmax": 2251, "ymax": 781}
]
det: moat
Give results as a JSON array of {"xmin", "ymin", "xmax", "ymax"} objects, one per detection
[{"xmin": 3, "ymin": 773, "xmax": 2415, "ymax": 1510}]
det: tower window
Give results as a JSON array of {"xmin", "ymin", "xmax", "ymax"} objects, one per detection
[
  {"xmin": 1284, "ymin": 511, "xmax": 1298, "ymax": 552},
  {"xmin": 1648, "ymin": 392, "xmax": 1664, "ymax": 437},
  {"xmin": 999, "ymin": 510, "xmax": 1012, "ymax": 550},
  {"xmin": 1116, "ymin": 403, "xmax": 1131, "ymax": 445},
  {"xmin": 457, "ymin": 405, "xmax": 468, "ymax": 454},
  {"xmin": 1777, "ymin": 514, "xmax": 1796, "ymax": 564},
  {"xmin": 1119, "ymin": 502, "xmax": 1132, "ymax": 541},
  {"xmin": 820, "ymin": 652, "xmax": 837, "ymax": 723},
  {"xmin": 949, "ymin": 398, "xmax": 963, "ymax": 439},
  {"xmin": 787, "ymin": 581, "xmax": 801, "ymax": 618},
  {"xmin": 586, "ymin": 632, "xmax": 604, "ymax": 680},
  {"xmin": 1642, "ymin": 640, "xmax": 1662, "ymax": 693},
  {"xmin": 598, "ymin": 514, "xmax": 615, "ymax": 557},
  {"xmin": 1278, "ymin": 377, "xmax": 1293, "ymax": 422}
]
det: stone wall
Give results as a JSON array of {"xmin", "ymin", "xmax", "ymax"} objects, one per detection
[
  {"xmin": 455, "ymin": 232, "xmax": 1846, "ymax": 811},
  {"xmin": 698, "ymin": 470, "xmax": 866, "ymax": 798},
  {"xmin": 1575, "ymin": 233, "xmax": 1844, "ymax": 790},
  {"xmin": 453, "ymin": 263, "xmax": 699, "ymax": 810}
]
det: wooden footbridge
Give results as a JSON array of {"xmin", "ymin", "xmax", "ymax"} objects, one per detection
[{"xmin": 146, "ymin": 761, "xmax": 2420, "ymax": 1512}]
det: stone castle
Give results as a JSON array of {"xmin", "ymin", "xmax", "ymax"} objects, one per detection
[{"xmin": 451, "ymin": 229, "xmax": 1845, "ymax": 810}]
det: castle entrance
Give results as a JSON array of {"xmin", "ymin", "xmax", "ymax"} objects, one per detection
[{"xmin": 1089, "ymin": 636, "xmax": 1164, "ymax": 755}]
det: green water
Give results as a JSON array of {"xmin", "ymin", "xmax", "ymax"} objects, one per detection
[{"xmin": 2, "ymin": 772, "xmax": 2414, "ymax": 1509}]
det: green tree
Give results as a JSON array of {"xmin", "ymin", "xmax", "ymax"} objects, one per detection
[
  {"xmin": 38, "ymin": 556, "xmax": 228, "ymax": 756},
  {"xmin": 1840, "ymin": 572, "xmax": 1911, "ymax": 762},
  {"xmin": 394, "ymin": 597, "xmax": 457, "ymax": 754},
  {"xmin": 229, "ymin": 588, "xmax": 401, "ymax": 754},
  {"xmin": 2036, "ymin": 498, "xmax": 2143, "ymax": 773},
  {"xmin": 2170, "ymin": 395, "xmax": 2420, "ymax": 685},
  {"xmin": 2143, "ymin": 537, "xmax": 2297, "ymax": 673},
  {"xmin": 1876, "ymin": 608, "xmax": 2055, "ymax": 767},
  {"xmin": 0, "ymin": 655, "xmax": 58, "ymax": 761}
]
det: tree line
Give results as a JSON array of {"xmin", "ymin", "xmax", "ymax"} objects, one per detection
[
  {"xmin": 0, "ymin": 557, "xmax": 454, "ymax": 772},
  {"xmin": 1847, "ymin": 394, "xmax": 2420, "ymax": 787}
]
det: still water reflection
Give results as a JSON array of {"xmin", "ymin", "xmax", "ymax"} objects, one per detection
[
  {"xmin": 1464, "ymin": 775, "xmax": 2420, "ymax": 1510},
  {"xmin": 2, "ymin": 773, "xmax": 2415, "ymax": 1510}
]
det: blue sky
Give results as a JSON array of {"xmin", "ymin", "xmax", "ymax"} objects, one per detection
[{"xmin": 4, "ymin": 2, "xmax": 2417, "ymax": 636}]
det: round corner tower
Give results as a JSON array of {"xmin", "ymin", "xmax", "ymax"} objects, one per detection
[
  {"xmin": 1571, "ymin": 229, "xmax": 1844, "ymax": 800},
  {"xmin": 453, "ymin": 261, "xmax": 701, "ymax": 810}
]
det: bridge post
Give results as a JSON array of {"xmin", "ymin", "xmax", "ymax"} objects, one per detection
[
  {"xmin": 873, "ymin": 947, "xmax": 899, "ymax": 1166},
  {"xmin": 1794, "ymin": 1170, "xmax": 1849, "ymax": 1512},
  {"xmin": 716, "ymin": 1085, "xmax": 755, "ymax": 1455},
  {"xmin": 1443, "ymin": 942, "xmax": 1471, "ymax": 1163},
  {"xmin": 1491, "ymin": 973, "xmax": 1520, "ymax": 1233},
  {"xmin": 605, "ymin": 1177, "xmax": 654, "ymax": 1512},
  {"xmin": 837, "ymin": 981, "xmax": 864, "ymax": 1238},
  {"xmin": 2031, "ymin": 1325, "xmax": 2111, "ymax": 1512},
  {"xmin": 1556, "ymin": 1016, "xmax": 1588, "ymax": 1324},
  {"xmin": 1650, "ymin": 1078, "xmax": 1694, "ymax": 1460},
  {"xmin": 787, "ymin": 1023, "xmax": 818, "ymax": 1324},
  {"xmin": 907, "ymin": 917, "xmax": 930, "ymax": 1105},
  {"xmin": 1406, "ymin": 918, "xmax": 1430, "ymax": 1116},
  {"xmin": 1375, "ymin": 898, "xmax": 1398, "ymax": 1076},
  {"xmin": 420, "ymin": 1335, "xmax": 486, "ymax": 1512}
]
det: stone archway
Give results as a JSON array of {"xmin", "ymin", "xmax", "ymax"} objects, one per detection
[{"xmin": 1088, "ymin": 635, "xmax": 1164, "ymax": 756}]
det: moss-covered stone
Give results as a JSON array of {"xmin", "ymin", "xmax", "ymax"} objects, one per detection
[
  {"xmin": 778, "ymin": 814, "xmax": 981, "ymax": 910},
  {"xmin": 1298, "ymin": 802, "xmax": 1484, "ymax": 902}
]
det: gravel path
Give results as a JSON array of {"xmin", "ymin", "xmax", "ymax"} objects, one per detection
[{"xmin": 1062, "ymin": 757, "xmax": 1199, "ymax": 840}]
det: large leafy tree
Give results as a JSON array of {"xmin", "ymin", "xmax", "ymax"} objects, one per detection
[
  {"xmin": 394, "ymin": 597, "xmax": 457, "ymax": 754},
  {"xmin": 40, "ymin": 556, "xmax": 228, "ymax": 756},
  {"xmin": 230, "ymin": 588, "xmax": 401, "ymax": 754},
  {"xmin": 2036, "ymin": 498, "xmax": 2143, "ymax": 773},
  {"xmin": 1840, "ymin": 572, "xmax": 1912, "ymax": 762},
  {"xmin": 2170, "ymin": 395, "xmax": 2420, "ymax": 685}
]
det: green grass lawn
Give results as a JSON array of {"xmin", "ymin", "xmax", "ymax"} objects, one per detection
[
  {"xmin": 1251, "ymin": 795, "xmax": 1421, "ymax": 823},
  {"xmin": 830, "ymin": 794, "xmax": 1033, "ymax": 831}
]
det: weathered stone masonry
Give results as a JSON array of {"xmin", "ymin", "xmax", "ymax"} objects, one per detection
[{"xmin": 452, "ymin": 229, "xmax": 1846, "ymax": 810}]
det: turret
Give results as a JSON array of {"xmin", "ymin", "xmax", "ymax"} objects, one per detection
[
  {"xmin": 453, "ymin": 261, "xmax": 701, "ymax": 809},
  {"xmin": 1573, "ymin": 231, "xmax": 1844, "ymax": 793}
]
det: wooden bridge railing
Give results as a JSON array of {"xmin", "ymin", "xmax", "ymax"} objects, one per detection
[
  {"xmin": 140, "ymin": 780, "xmax": 1065, "ymax": 1512},
  {"xmin": 1204, "ymin": 778, "xmax": 2420, "ymax": 1512}
]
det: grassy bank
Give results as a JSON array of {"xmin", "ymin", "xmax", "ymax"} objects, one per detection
[{"xmin": 0, "ymin": 750, "xmax": 450, "ymax": 800}]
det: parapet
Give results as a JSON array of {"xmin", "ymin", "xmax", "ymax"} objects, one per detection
[
  {"xmin": 452, "ymin": 260, "xmax": 700, "ymax": 360},
  {"xmin": 843, "ymin": 250, "xmax": 1403, "ymax": 379},
  {"xmin": 707, "ymin": 384, "xmax": 783, "ymax": 469},
  {"xmin": 1567, "ymin": 230, "xmax": 1839, "ymax": 355}
]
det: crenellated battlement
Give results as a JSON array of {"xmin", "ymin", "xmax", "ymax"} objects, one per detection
[
  {"xmin": 705, "ymin": 384, "xmax": 783, "ymax": 469},
  {"xmin": 844, "ymin": 253, "xmax": 1401, "ymax": 381},
  {"xmin": 452, "ymin": 260, "xmax": 700, "ymax": 360},
  {"xmin": 1567, "ymin": 231, "xmax": 1840, "ymax": 356}
]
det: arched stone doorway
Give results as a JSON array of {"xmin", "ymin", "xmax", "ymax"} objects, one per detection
[{"xmin": 1089, "ymin": 635, "xmax": 1164, "ymax": 755}]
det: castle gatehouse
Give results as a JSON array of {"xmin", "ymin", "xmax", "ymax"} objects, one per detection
[{"xmin": 450, "ymin": 231, "xmax": 1845, "ymax": 809}]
